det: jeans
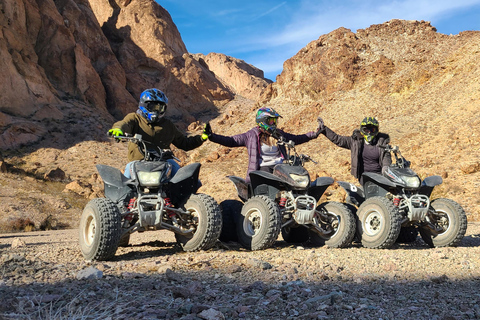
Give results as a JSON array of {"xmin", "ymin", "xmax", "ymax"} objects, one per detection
[{"xmin": 124, "ymin": 159, "xmax": 180, "ymax": 179}]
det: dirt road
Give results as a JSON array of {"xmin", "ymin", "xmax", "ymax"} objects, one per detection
[{"xmin": 1, "ymin": 224, "xmax": 480, "ymax": 319}]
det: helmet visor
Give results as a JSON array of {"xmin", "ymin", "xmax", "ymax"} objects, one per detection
[
  {"xmin": 146, "ymin": 102, "xmax": 166, "ymax": 113},
  {"xmin": 361, "ymin": 125, "xmax": 378, "ymax": 135},
  {"xmin": 266, "ymin": 117, "xmax": 278, "ymax": 126}
]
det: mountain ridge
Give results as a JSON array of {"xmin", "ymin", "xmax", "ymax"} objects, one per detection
[{"xmin": 0, "ymin": 1, "xmax": 479, "ymax": 230}]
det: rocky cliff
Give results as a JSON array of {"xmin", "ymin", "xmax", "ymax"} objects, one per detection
[
  {"xmin": 0, "ymin": 0, "xmax": 270, "ymax": 150},
  {"xmin": 0, "ymin": 11, "xmax": 479, "ymax": 231}
]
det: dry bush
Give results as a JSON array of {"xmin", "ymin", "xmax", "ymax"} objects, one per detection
[{"xmin": 4, "ymin": 218, "xmax": 36, "ymax": 232}]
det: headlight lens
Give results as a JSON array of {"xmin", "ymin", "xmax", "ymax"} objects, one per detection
[
  {"xmin": 401, "ymin": 175, "xmax": 421, "ymax": 188},
  {"xmin": 290, "ymin": 174, "xmax": 309, "ymax": 188},
  {"xmin": 137, "ymin": 171, "xmax": 162, "ymax": 187}
]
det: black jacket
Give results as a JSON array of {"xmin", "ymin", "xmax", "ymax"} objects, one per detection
[{"xmin": 322, "ymin": 127, "xmax": 392, "ymax": 179}]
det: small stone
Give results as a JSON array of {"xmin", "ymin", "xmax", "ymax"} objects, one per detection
[
  {"xmin": 76, "ymin": 267, "xmax": 103, "ymax": 280},
  {"xmin": 197, "ymin": 308, "xmax": 225, "ymax": 320},
  {"xmin": 11, "ymin": 238, "xmax": 26, "ymax": 248}
]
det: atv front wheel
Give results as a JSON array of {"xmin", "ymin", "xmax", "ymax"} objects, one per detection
[
  {"xmin": 419, "ymin": 198, "xmax": 467, "ymax": 248},
  {"xmin": 356, "ymin": 197, "xmax": 402, "ymax": 249},
  {"xmin": 175, "ymin": 194, "xmax": 222, "ymax": 251},
  {"xmin": 237, "ymin": 195, "xmax": 281, "ymax": 250},
  {"xmin": 308, "ymin": 201, "xmax": 356, "ymax": 248},
  {"xmin": 79, "ymin": 198, "xmax": 122, "ymax": 261},
  {"xmin": 219, "ymin": 199, "xmax": 243, "ymax": 242}
]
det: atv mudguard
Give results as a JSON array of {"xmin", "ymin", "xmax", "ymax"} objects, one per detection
[
  {"xmin": 227, "ymin": 176, "xmax": 250, "ymax": 202},
  {"xmin": 337, "ymin": 181, "xmax": 365, "ymax": 207},
  {"xmin": 96, "ymin": 164, "xmax": 133, "ymax": 203},
  {"xmin": 361, "ymin": 172, "xmax": 398, "ymax": 199},
  {"xmin": 308, "ymin": 177, "xmax": 334, "ymax": 202},
  {"xmin": 419, "ymin": 175, "xmax": 443, "ymax": 197},
  {"xmin": 168, "ymin": 162, "xmax": 202, "ymax": 205},
  {"xmin": 249, "ymin": 170, "xmax": 288, "ymax": 200}
]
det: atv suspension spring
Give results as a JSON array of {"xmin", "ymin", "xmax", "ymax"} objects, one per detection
[
  {"xmin": 164, "ymin": 197, "xmax": 176, "ymax": 218},
  {"xmin": 279, "ymin": 197, "xmax": 287, "ymax": 208},
  {"xmin": 125, "ymin": 198, "xmax": 137, "ymax": 221},
  {"xmin": 393, "ymin": 197, "xmax": 400, "ymax": 207}
]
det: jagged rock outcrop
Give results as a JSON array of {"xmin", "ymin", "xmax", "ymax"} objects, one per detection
[
  {"xmin": 262, "ymin": 20, "xmax": 479, "ymax": 105},
  {"xmin": 193, "ymin": 53, "xmax": 272, "ymax": 100},
  {"xmin": 0, "ymin": 0, "xmax": 270, "ymax": 150}
]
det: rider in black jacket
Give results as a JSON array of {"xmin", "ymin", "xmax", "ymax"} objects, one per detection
[{"xmin": 317, "ymin": 117, "xmax": 392, "ymax": 185}]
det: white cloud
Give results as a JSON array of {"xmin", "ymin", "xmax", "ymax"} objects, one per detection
[
  {"xmin": 251, "ymin": 2, "xmax": 287, "ymax": 21},
  {"xmin": 254, "ymin": 0, "xmax": 480, "ymax": 48},
  {"xmin": 240, "ymin": 0, "xmax": 480, "ymax": 79}
]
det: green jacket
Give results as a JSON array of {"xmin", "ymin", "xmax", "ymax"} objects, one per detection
[{"xmin": 112, "ymin": 112, "xmax": 204, "ymax": 161}]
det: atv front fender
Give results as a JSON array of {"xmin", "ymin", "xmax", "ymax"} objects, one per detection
[
  {"xmin": 337, "ymin": 181, "xmax": 365, "ymax": 207},
  {"xmin": 308, "ymin": 177, "xmax": 334, "ymax": 202},
  {"xmin": 168, "ymin": 163, "xmax": 201, "ymax": 205},
  {"xmin": 227, "ymin": 176, "xmax": 250, "ymax": 202},
  {"xmin": 96, "ymin": 164, "xmax": 133, "ymax": 203},
  {"xmin": 419, "ymin": 175, "xmax": 443, "ymax": 197}
]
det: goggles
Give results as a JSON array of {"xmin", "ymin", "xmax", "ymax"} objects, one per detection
[
  {"xmin": 361, "ymin": 125, "xmax": 378, "ymax": 134},
  {"xmin": 146, "ymin": 102, "xmax": 166, "ymax": 113},
  {"xmin": 266, "ymin": 117, "xmax": 278, "ymax": 126}
]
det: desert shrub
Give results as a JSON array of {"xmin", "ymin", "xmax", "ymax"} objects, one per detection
[{"xmin": 5, "ymin": 218, "xmax": 35, "ymax": 232}]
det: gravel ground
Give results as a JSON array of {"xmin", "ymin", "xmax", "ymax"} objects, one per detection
[{"xmin": 1, "ymin": 223, "xmax": 480, "ymax": 320}]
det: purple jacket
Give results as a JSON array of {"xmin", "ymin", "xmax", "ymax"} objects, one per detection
[{"xmin": 210, "ymin": 127, "xmax": 317, "ymax": 182}]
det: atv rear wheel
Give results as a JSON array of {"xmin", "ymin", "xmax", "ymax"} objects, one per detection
[
  {"xmin": 175, "ymin": 194, "xmax": 222, "ymax": 251},
  {"xmin": 420, "ymin": 198, "xmax": 467, "ymax": 248},
  {"xmin": 356, "ymin": 196, "xmax": 402, "ymax": 249},
  {"xmin": 281, "ymin": 225, "xmax": 310, "ymax": 243},
  {"xmin": 237, "ymin": 195, "xmax": 281, "ymax": 250},
  {"xmin": 79, "ymin": 198, "xmax": 122, "ymax": 261},
  {"xmin": 219, "ymin": 199, "xmax": 243, "ymax": 242},
  {"xmin": 308, "ymin": 202, "xmax": 356, "ymax": 248}
]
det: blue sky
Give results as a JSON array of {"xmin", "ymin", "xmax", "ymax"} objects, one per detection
[{"xmin": 160, "ymin": 0, "xmax": 480, "ymax": 81}]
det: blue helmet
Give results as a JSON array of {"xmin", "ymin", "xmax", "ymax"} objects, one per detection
[
  {"xmin": 138, "ymin": 88, "xmax": 168, "ymax": 123},
  {"xmin": 256, "ymin": 107, "xmax": 282, "ymax": 135}
]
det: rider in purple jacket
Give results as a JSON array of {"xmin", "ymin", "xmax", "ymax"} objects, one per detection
[{"xmin": 202, "ymin": 107, "xmax": 322, "ymax": 182}]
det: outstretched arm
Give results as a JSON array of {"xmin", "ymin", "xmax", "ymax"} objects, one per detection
[
  {"xmin": 207, "ymin": 123, "xmax": 250, "ymax": 147},
  {"xmin": 318, "ymin": 117, "xmax": 353, "ymax": 150}
]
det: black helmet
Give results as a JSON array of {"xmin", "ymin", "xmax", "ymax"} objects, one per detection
[
  {"xmin": 138, "ymin": 88, "xmax": 168, "ymax": 123},
  {"xmin": 360, "ymin": 117, "xmax": 379, "ymax": 143},
  {"xmin": 256, "ymin": 107, "xmax": 282, "ymax": 135}
]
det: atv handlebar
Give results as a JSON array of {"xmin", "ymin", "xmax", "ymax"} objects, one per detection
[
  {"xmin": 276, "ymin": 137, "xmax": 317, "ymax": 166},
  {"xmin": 381, "ymin": 144, "xmax": 411, "ymax": 168},
  {"xmin": 109, "ymin": 134, "xmax": 179, "ymax": 162}
]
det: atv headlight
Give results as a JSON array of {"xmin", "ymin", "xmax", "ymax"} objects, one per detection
[
  {"xmin": 290, "ymin": 174, "xmax": 309, "ymax": 188},
  {"xmin": 401, "ymin": 175, "xmax": 421, "ymax": 188},
  {"xmin": 137, "ymin": 171, "xmax": 162, "ymax": 187}
]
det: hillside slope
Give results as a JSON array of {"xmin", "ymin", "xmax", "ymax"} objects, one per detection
[
  {"xmin": 0, "ymin": 18, "xmax": 479, "ymax": 230},
  {"xmin": 197, "ymin": 20, "xmax": 480, "ymax": 221}
]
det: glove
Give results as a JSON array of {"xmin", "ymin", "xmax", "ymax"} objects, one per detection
[
  {"xmin": 108, "ymin": 128, "xmax": 124, "ymax": 142},
  {"xmin": 108, "ymin": 128, "xmax": 124, "ymax": 136},
  {"xmin": 271, "ymin": 129, "xmax": 283, "ymax": 141},
  {"xmin": 201, "ymin": 122, "xmax": 212, "ymax": 141},
  {"xmin": 315, "ymin": 117, "xmax": 325, "ymax": 137}
]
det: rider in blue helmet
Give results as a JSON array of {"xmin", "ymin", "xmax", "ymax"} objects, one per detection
[
  {"xmin": 138, "ymin": 88, "xmax": 168, "ymax": 123},
  {"xmin": 108, "ymin": 88, "xmax": 206, "ymax": 178}
]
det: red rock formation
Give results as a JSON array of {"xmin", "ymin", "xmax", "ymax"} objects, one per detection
[{"xmin": 0, "ymin": 0, "xmax": 270, "ymax": 150}]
